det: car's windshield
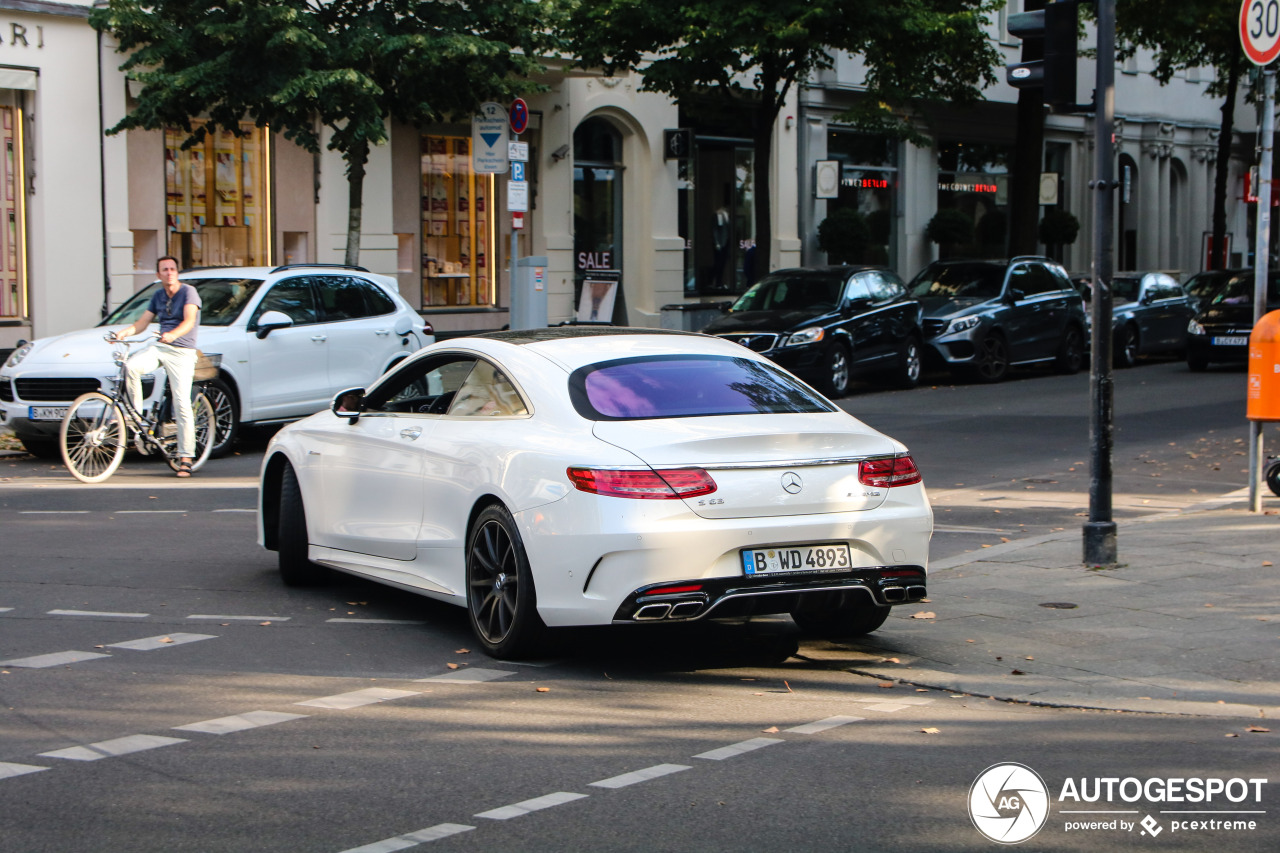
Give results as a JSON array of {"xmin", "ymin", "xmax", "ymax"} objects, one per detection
[
  {"xmin": 1111, "ymin": 277, "xmax": 1141, "ymax": 302},
  {"xmin": 1207, "ymin": 272, "xmax": 1280, "ymax": 307},
  {"xmin": 1184, "ymin": 271, "xmax": 1234, "ymax": 300},
  {"xmin": 730, "ymin": 274, "xmax": 843, "ymax": 313},
  {"xmin": 909, "ymin": 263, "xmax": 1004, "ymax": 300},
  {"xmin": 569, "ymin": 355, "xmax": 836, "ymax": 420},
  {"xmin": 101, "ymin": 278, "xmax": 265, "ymax": 327}
]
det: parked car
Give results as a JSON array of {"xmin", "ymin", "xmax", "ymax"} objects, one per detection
[
  {"xmin": 909, "ymin": 256, "xmax": 1087, "ymax": 382},
  {"xmin": 258, "ymin": 328, "xmax": 933, "ymax": 658},
  {"xmin": 1075, "ymin": 272, "xmax": 1198, "ymax": 367},
  {"xmin": 700, "ymin": 266, "xmax": 923, "ymax": 397},
  {"xmin": 1182, "ymin": 268, "xmax": 1243, "ymax": 311},
  {"xmin": 1186, "ymin": 269, "xmax": 1280, "ymax": 371},
  {"xmin": 0, "ymin": 264, "xmax": 432, "ymax": 458}
]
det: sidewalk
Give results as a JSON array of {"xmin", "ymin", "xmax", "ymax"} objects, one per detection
[{"xmin": 803, "ymin": 491, "xmax": 1280, "ymax": 719}]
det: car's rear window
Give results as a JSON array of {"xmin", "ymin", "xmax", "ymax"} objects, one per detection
[
  {"xmin": 100, "ymin": 278, "xmax": 264, "ymax": 328},
  {"xmin": 569, "ymin": 355, "xmax": 836, "ymax": 420}
]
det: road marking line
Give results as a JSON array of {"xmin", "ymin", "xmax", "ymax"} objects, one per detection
[
  {"xmin": 590, "ymin": 763, "xmax": 691, "ymax": 789},
  {"xmin": 0, "ymin": 762, "xmax": 49, "ymax": 780},
  {"xmin": 1, "ymin": 650, "xmax": 110, "ymax": 668},
  {"xmin": 187, "ymin": 614, "xmax": 291, "ymax": 621},
  {"xmin": 19, "ymin": 510, "xmax": 90, "ymax": 514},
  {"xmin": 786, "ymin": 715, "xmax": 865, "ymax": 734},
  {"xmin": 861, "ymin": 703, "xmax": 909, "ymax": 712},
  {"xmin": 340, "ymin": 824, "xmax": 476, "ymax": 853},
  {"xmin": 210, "ymin": 508, "xmax": 256, "ymax": 513},
  {"xmin": 107, "ymin": 633, "xmax": 217, "ymax": 651},
  {"xmin": 116, "ymin": 510, "xmax": 189, "ymax": 514},
  {"xmin": 475, "ymin": 792, "xmax": 588, "ymax": 820},
  {"xmin": 693, "ymin": 737, "xmax": 784, "ymax": 761},
  {"xmin": 417, "ymin": 668, "xmax": 513, "ymax": 684},
  {"xmin": 870, "ymin": 696, "xmax": 934, "ymax": 706},
  {"xmin": 0, "ymin": 607, "xmax": 11, "ymax": 613},
  {"xmin": 47, "ymin": 609, "xmax": 148, "ymax": 618},
  {"xmin": 295, "ymin": 688, "xmax": 421, "ymax": 710},
  {"xmin": 326, "ymin": 618, "xmax": 428, "ymax": 625},
  {"xmin": 174, "ymin": 711, "xmax": 309, "ymax": 735},
  {"xmin": 39, "ymin": 734, "xmax": 187, "ymax": 761}
]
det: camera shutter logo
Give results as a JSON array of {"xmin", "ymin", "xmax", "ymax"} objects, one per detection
[{"xmin": 969, "ymin": 763, "xmax": 1050, "ymax": 844}]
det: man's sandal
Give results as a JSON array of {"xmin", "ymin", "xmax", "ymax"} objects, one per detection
[{"xmin": 176, "ymin": 462, "xmax": 193, "ymax": 478}]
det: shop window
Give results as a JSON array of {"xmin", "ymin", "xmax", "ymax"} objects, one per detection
[
  {"xmin": 936, "ymin": 140, "xmax": 1011, "ymax": 258},
  {"xmin": 422, "ymin": 135, "xmax": 495, "ymax": 308},
  {"xmin": 574, "ymin": 118, "xmax": 623, "ymax": 316},
  {"xmin": 0, "ymin": 103, "xmax": 26, "ymax": 320},
  {"xmin": 824, "ymin": 130, "xmax": 896, "ymax": 266},
  {"xmin": 165, "ymin": 121, "xmax": 271, "ymax": 268}
]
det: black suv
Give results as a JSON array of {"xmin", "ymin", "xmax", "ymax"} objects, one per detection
[
  {"xmin": 701, "ymin": 266, "xmax": 923, "ymax": 397},
  {"xmin": 1186, "ymin": 269, "xmax": 1280, "ymax": 370},
  {"xmin": 909, "ymin": 257, "xmax": 1087, "ymax": 382}
]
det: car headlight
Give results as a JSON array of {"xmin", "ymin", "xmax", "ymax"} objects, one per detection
[
  {"xmin": 1187, "ymin": 319, "xmax": 1205, "ymax": 335},
  {"xmin": 4, "ymin": 342, "xmax": 32, "ymax": 368},
  {"xmin": 948, "ymin": 316, "xmax": 981, "ymax": 334},
  {"xmin": 783, "ymin": 327, "xmax": 825, "ymax": 347}
]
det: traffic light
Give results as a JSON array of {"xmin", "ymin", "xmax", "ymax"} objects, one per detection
[{"xmin": 1006, "ymin": 0, "xmax": 1079, "ymax": 110}]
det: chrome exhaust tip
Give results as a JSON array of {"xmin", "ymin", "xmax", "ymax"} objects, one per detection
[
  {"xmin": 882, "ymin": 586, "xmax": 907, "ymax": 603},
  {"xmin": 667, "ymin": 601, "xmax": 704, "ymax": 619},
  {"xmin": 906, "ymin": 585, "xmax": 927, "ymax": 601},
  {"xmin": 634, "ymin": 603, "xmax": 672, "ymax": 621}
]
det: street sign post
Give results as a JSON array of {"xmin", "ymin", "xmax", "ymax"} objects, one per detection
[
  {"xmin": 472, "ymin": 102, "xmax": 509, "ymax": 174},
  {"xmin": 1241, "ymin": 0, "xmax": 1278, "ymax": 511},
  {"xmin": 509, "ymin": 98, "xmax": 529, "ymax": 135}
]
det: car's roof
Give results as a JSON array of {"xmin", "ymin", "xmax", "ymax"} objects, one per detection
[{"xmin": 463, "ymin": 327, "xmax": 753, "ymax": 371}]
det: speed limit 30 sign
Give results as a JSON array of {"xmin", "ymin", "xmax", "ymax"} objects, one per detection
[{"xmin": 1242, "ymin": 0, "xmax": 1280, "ymax": 66}]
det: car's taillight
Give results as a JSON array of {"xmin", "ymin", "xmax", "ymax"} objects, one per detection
[
  {"xmin": 858, "ymin": 455, "xmax": 922, "ymax": 488},
  {"xmin": 566, "ymin": 467, "xmax": 717, "ymax": 499}
]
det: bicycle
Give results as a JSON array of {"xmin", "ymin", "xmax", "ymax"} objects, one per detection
[{"xmin": 58, "ymin": 335, "xmax": 216, "ymax": 483}]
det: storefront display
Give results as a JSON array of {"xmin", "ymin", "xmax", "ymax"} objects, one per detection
[
  {"xmin": 0, "ymin": 103, "xmax": 26, "ymax": 321},
  {"xmin": 165, "ymin": 121, "xmax": 270, "ymax": 268},
  {"xmin": 421, "ymin": 135, "xmax": 494, "ymax": 308}
]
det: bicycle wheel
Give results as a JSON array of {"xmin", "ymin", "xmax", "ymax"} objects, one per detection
[
  {"xmin": 163, "ymin": 392, "xmax": 215, "ymax": 473},
  {"xmin": 60, "ymin": 392, "xmax": 127, "ymax": 483}
]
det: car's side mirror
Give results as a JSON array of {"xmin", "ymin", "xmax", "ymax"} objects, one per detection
[
  {"xmin": 332, "ymin": 387, "xmax": 366, "ymax": 423},
  {"xmin": 1140, "ymin": 291, "xmax": 1154, "ymax": 305},
  {"xmin": 254, "ymin": 310, "xmax": 294, "ymax": 339}
]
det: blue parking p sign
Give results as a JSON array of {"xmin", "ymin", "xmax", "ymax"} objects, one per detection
[{"xmin": 510, "ymin": 161, "xmax": 526, "ymax": 182}]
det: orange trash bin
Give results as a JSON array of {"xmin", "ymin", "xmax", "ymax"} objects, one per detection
[{"xmin": 1248, "ymin": 309, "xmax": 1280, "ymax": 421}]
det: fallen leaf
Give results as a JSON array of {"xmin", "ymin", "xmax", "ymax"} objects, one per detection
[
  {"xmin": 159, "ymin": 637, "xmax": 173, "ymax": 644},
  {"xmin": 981, "ymin": 544, "xmax": 992, "ymax": 548},
  {"xmin": 916, "ymin": 688, "xmax": 930, "ymax": 692},
  {"xmin": 94, "ymin": 645, "xmax": 105, "ymax": 649},
  {"xmin": 1204, "ymin": 603, "xmax": 1214, "ymax": 608},
  {"xmin": 911, "ymin": 611, "xmax": 936, "ymax": 620},
  {"xmin": 536, "ymin": 687, "xmax": 550, "ymax": 693},
  {"xmin": 1024, "ymin": 656, "xmax": 1034, "ymax": 661},
  {"xmin": 454, "ymin": 648, "xmax": 471, "ymax": 654},
  {"xmin": 1010, "ymin": 669, "xmax": 1025, "ymax": 675},
  {"xmin": 445, "ymin": 663, "xmax": 459, "ymax": 670},
  {"xmin": 920, "ymin": 727, "xmax": 941, "ymax": 734},
  {"xmin": 965, "ymin": 639, "xmax": 975, "ymax": 643},
  {"xmin": 996, "ymin": 656, "xmax": 1003, "ymax": 661},
  {"xmin": 877, "ymin": 681, "xmax": 895, "ymax": 689},
  {"xmin": 346, "ymin": 602, "xmax": 360, "ymax": 606},
  {"xmin": 784, "ymin": 680, "xmax": 794, "ymax": 693},
  {"xmin": 1000, "ymin": 537, "xmax": 1011, "ymax": 543},
  {"xmin": 1264, "ymin": 562, "xmax": 1274, "ymax": 567},
  {"xmin": 1225, "ymin": 732, "xmax": 1239, "ymax": 737},
  {"xmin": 762, "ymin": 726, "xmax": 779, "ymax": 733},
  {"xmin": 1246, "ymin": 726, "xmax": 1271, "ymax": 733},
  {"xmin": 259, "ymin": 621, "xmax": 271, "ymax": 626},
  {"xmin": 740, "ymin": 678, "xmax": 757, "ymax": 681},
  {"xmin": 882, "ymin": 657, "xmax": 901, "ymax": 664}
]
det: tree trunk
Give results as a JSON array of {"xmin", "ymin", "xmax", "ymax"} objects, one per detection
[
  {"xmin": 1210, "ymin": 55, "xmax": 1240, "ymax": 271},
  {"xmin": 344, "ymin": 139, "xmax": 369, "ymax": 267},
  {"xmin": 1008, "ymin": 0, "xmax": 1047, "ymax": 257},
  {"xmin": 752, "ymin": 105, "xmax": 774, "ymax": 284}
]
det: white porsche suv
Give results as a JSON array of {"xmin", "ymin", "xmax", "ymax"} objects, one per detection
[{"xmin": 1, "ymin": 264, "xmax": 432, "ymax": 458}]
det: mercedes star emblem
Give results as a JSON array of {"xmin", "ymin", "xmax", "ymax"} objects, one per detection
[{"xmin": 781, "ymin": 472, "xmax": 803, "ymax": 494}]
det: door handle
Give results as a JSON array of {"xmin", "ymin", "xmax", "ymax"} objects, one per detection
[
  {"xmin": 400, "ymin": 427, "xmax": 422, "ymax": 440},
  {"xmin": 375, "ymin": 329, "xmax": 391, "ymax": 336},
  {"xmin": 311, "ymin": 334, "xmax": 328, "ymax": 342}
]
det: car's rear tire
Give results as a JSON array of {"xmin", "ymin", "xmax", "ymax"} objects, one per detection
[
  {"xmin": 886, "ymin": 337, "xmax": 922, "ymax": 389},
  {"xmin": 822, "ymin": 342, "xmax": 853, "ymax": 398},
  {"xmin": 1187, "ymin": 349, "xmax": 1209, "ymax": 372},
  {"xmin": 790, "ymin": 591, "xmax": 891, "ymax": 638},
  {"xmin": 969, "ymin": 333, "xmax": 1010, "ymax": 383},
  {"xmin": 202, "ymin": 377, "xmax": 239, "ymax": 458},
  {"xmin": 1266, "ymin": 458, "xmax": 1280, "ymax": 498},
  {"xmin": 1055, "ymin": 326, "xmax": 1085, "ymax": 374},
  {"xmin": 278, "ymin": 463, "xmax": 328, "ymax": 586},
  {"xmin": 466, "ymin": 504, "xmax": 546, "ymax": 659},
  {"xmin": 1114, "ymin": 325, "xmax": 1139, "ymax": 369}
]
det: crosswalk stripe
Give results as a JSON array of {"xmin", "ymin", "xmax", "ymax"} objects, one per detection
[
  {"xmin": 693, "ymin": 737, "xmax": 783, "ymax": 761},
  {"xmin": 590, "ymin": 763, "xmax": 691, "ymax": 789},
  {"xmin": 475, "ymin": 791, "xmax": 588, "ymax": 820},
  {"xmin": 107, "ymin": 633, "xmax": 216, "ymax": 651},
  {"xmin": 295, "ymin": 688, "xmax": 420, "ymax": 710},
  {"xmin": 39, "ymin": 734, "xmax": 187, "ymax": 761},
  {"xmin": 0, "ymin": 650, "xmax": 110, "ymax": 668},
  {"xmin": 174, "ymin": 711, "xmax": 309, "ymax": 735},
  {"xmin": 786, "ymin": 715, "xmax": 865, "ymax": 734}
]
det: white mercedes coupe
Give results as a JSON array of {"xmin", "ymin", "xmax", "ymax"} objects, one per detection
[{"xmin": 258, "ymin": 328, "xmax": 933, "ymax": 658}]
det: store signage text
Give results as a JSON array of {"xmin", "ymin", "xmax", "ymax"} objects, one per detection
[
  {"xmin": 842, "ymin": 177, "xmax": 889, "ymax": 189},
  {"xmin": 2, "ymin": 24, "xmax": 44, "ymax": 49},
  {"xmin": 938, "ymin": 181, "xmax": 998, "ymax": 193},
  {"xmin": 577, "ymin": 251, "xmax": 613, "ymax": 270}
]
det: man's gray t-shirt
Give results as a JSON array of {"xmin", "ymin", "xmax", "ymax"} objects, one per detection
[{"xmin": 149, "ymin": 283, "xmax": 202, "ymax": 349}]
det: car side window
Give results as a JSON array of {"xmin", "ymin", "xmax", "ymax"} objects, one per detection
[
  {"xmin": 316, "ymin": 276, "xmax": 375, "ymax": 321},
  {"xmin": 447, "ymin": 360, "xmax": 530, "ymax": 417},
  {"xmin": 360, "ymin": 279, "xmax": 397, "ymax": 315},
  {"xmin": 251, "ymin": 278, "xmax": 319, "ymax": 326},
  {"xmin": 364, "ymin": 355, "xmax": 478, "ymax": 416},
  {"xmin": 1009, "ymin": 264, "xmax": 1058, "ymax": 297},
  {"xmin": 864, "ymin": 271, "xmax": 904, "ymax": 302},
  {"xmin": 843, "ymin": 276, "xmax": 872, "ymax": 303}
]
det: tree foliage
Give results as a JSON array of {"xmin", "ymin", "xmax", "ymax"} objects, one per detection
[
  {"xmin": 92, "ymin": 0, "xmax": 552, "ymax": 265},
  {"xmin": 561, "ymin": 0, "xmax": 1000, "ymax": 280}
]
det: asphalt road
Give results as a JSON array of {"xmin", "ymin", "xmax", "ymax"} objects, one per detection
[{"xmin": 1, "ymin": 357, "xmax": 1276, "ymax": 852}]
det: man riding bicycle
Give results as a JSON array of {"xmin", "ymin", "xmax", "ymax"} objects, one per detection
[{"xmin": 111, "ymin": 255, "xmax": 202, "ymax": 477}]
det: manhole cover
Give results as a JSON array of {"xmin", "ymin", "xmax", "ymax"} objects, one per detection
[{"xmin": 1039, "ymin": 602, "xmax": 1078, "ymax": 609}]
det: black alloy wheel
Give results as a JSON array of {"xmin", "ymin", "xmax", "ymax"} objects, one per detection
[
  {"xmin": 1114, "ymin": 325, "xmax": 1140, "ymax": 369},
  {"xmin": 1187, "ymin": 349, "xmax": 1209, "ymax": 372},
  {"xmin": 888, "ymin": 337, "xmax": 923, "ymax": 389},
  {"xmin": 970, "ymin": 333, "xmax": 1010, "ymax": 383},
  {"xmin": 1054, "ymin": 326, "xmax": 1085, "ymax": 374},
  {"xmin": 822, "ymin": 342, "xmax": 852, "ymax": 398},
  {"xmin": 202, "ymin": 377, "xmax": 239, "ymax": 457},
  {"xmin": 466, "ymin": 504, "xmax": 545, "ymax": 659},
  {"xmin": 790, "ymin": 590, "xmax": 891, "ymax": 637},
  {"xmin": 278, "ymin": 463, "xmax": 328, "ymax": 586}
]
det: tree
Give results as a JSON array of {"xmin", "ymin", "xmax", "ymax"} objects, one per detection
[
  {"xmin": 1110, "ymin": 0, "xmax": 1246, "ymax": 270},
  {"xmin": 92, "ymin": 0, "xmax": 550, "ymax": 266},
  {"xmin": 925, "ymin": 208, "xmax": 975, "ymax": 258},
  {"xmin": 561, "ymin": 0, "xmax": 1000, "ymax": 282},
  {"xmin": 816, "ymin": 208, "xmax": 870, "ymax": 265}
]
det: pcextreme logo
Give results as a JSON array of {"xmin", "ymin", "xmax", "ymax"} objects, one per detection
[{"xmin": 969, "ymin": 763, "xmax": 1269, "ymax": 844}]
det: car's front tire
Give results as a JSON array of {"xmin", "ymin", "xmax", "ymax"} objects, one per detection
[
  {"xmin": 1114, "ymin": 325, "xmax": 1139, "ymax": 369},
  {"xmin": 968, "ymin": 333, "xmax": 1010, "ymax": 383},
  {"xmin": 822, "ymin": 342, "xmax": 853, "ymax": 398},
  {"xmin": 1055, "ymin": 326, "xmax": 1085, "ymax": 374},
  {"xmin": 790, "ymin": 590, "xmax": 891, "ymax": 637},
  {"xmin": 885, "ymin": 336, "xmax": 922, "ymax": 389},
  {"xmin": 466, "ymin": 503, "xmax": 546, "ymax": 659},
  {"xmin": 278, "ymin": 463, "xmax": 328, "ymax": 586},
  {"xmin": 1187, "ymin": 349, "xmax": 1209, "ymax": 372},
  {"xmin": 18, "ymin": 437, "xmax": 59, "ymax": 459}
]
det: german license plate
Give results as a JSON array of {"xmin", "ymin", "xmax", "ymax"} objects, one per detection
[
  {"xmin": 1211, "ymin": 336, "xmax": 1248, "ymax": 346},
  {"xmin": 28, "ymin": 406, "xmax": 68, "ymax": 421},
  {"xmin": 742, "ymin": 544, "xmax": 852, "ymax": 575}
]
